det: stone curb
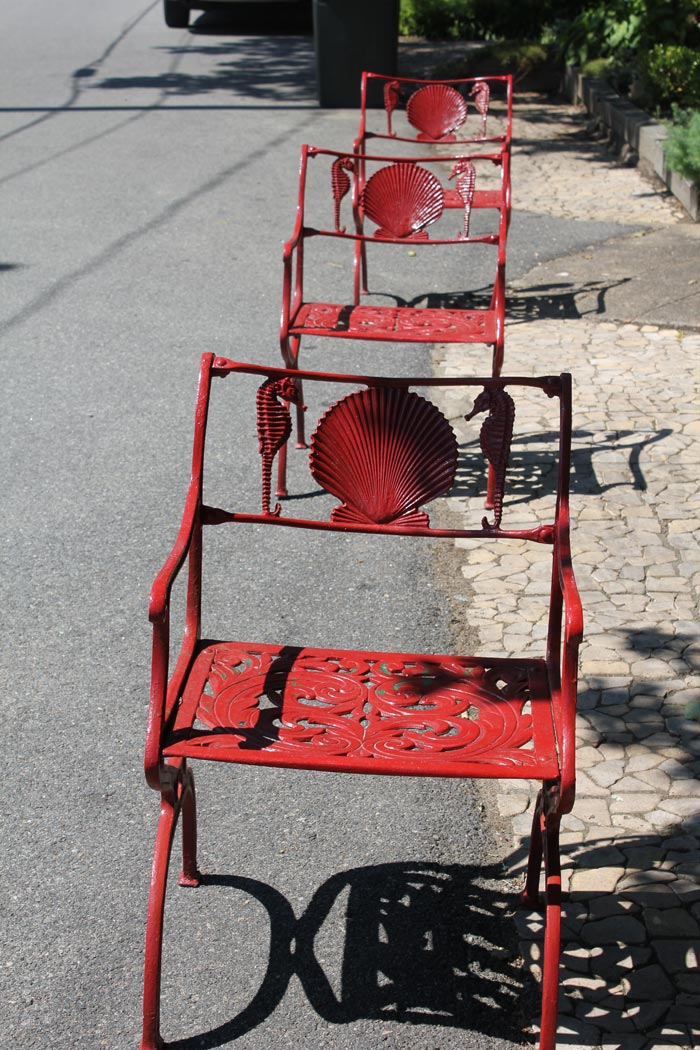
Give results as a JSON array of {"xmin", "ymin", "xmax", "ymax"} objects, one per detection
[{"xmin": 562, "ymin": 66, "xmax": 699, "ymax": 223}]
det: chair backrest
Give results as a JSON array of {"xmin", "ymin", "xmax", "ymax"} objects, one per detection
[
  {"xmin": 190, "ymin": 356, "xmax": 570, "ymax": 542},
  {"xmin": 355, "ymin": 72, "xmax": 513, "ymax": 153},
  {"xmin": 293, "ymin": 145, "xmax": 509, "ymax": 243},
  {"xmin": 150, "ymin": 355, "xmax": 581, "ymax": 805}
]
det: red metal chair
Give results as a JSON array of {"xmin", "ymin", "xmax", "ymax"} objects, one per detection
[
  {"xmin": 140, "ymin": 354, "xmax": 583, "ymax": 1050},
  {"xmin": 279, "ymin": 144, "xmax": 510, "ymax": 498},
  {"xmin": 347, "ymin": 141, "xmax": 512, "ymax": 300},
  {"xmin": 354, "ymin": 72, "xmax": 513, "ymax": 157}
]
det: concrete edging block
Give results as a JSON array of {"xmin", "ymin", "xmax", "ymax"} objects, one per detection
[{"xmin": 562, "ymin": 65, "xmax": 699, "ymax": 221}]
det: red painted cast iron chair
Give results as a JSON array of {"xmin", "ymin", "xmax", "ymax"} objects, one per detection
[
  {"xmin": 140, "ymin": 353, "xmax": 583, "ymax": 1050},
  {"xmin": 346, "ymin": 141, "xmax": 512, "ymax": 302},
  {"xmin": 354, "ymin": 71, "xmax": 513, "ymax": 157},
  {"xmin": 279, "ymin": 144, "xmax": 510, "ymax": 492}
]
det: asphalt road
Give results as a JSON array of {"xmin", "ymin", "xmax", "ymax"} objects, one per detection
[{"xmin": 0, "ymin": 5, "xmax": 642, "ymax": 1048}]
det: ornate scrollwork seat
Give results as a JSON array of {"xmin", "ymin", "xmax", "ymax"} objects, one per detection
[{"xmin": 140, "ymin": 356, "xmax": 582, "ymax": 1050}]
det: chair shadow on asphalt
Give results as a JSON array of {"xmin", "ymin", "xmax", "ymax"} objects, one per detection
[{"xmin": 167, "ymin": 861, "xmax": 534, "ymax": 1049}]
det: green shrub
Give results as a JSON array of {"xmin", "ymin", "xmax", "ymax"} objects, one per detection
[
  {"xmin": 555, "ymin": 3, "xmax": 642, "ymax": 67},
  {"xmin": 581, "ymin": 57, "xmax": 618, "ymax": 77},
  {"xmin": 555, "ymin": 0, "xmax": 700, "ymax": 69},
  {"xmin": 664, "ymin": 107, "xmax": 700, "ymax": 183},
  {"xmin": 646, "ymin": 43, "xmax": 700, "ymax": 109},
  {"xmin": 399, "ymin": 0, "xmax": 478, "ymax": 40},
  {"xmin": 398, "ymin": 0, "xmax": 582, "ymax": 41}
]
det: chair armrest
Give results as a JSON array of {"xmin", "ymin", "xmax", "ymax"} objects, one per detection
[
  {"xmin": 145, "ymin": 492, "xmax": 202, "ymax": 790},
  {"xmin": 149, "ymin": 486, "xmax": 200, "ymax": 624},
  {"xmin": 555, "ymin": 533, "xmax": 584, "ymax": 813},
  {"xmin": 145, "ymin": 353, "xmax": 213, "ymax": 790}
]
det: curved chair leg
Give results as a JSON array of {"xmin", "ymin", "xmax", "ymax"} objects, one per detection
[
  {"xmin": 280, "ymin": 333, "xmax": 306, "ymax": 436},
  {"xmin": 521, "ymin": 792, "xmax": 562, "ymax": 1050},
  {"xmin": 353, "ymin": 235, "xmax": 362, "ymax": 303},
  {"xmin": 360, "ymin": 238, "xmax": 369, "ymax": 296},
  {"xmin": 275, "ymin": 376, "xmax": 307, "ymax": 501},
  {"xmin": 276, "ymin": 440, "xmax": 289, "ymax": 500},
  {"xmin": 484, "ymin": 336, "xmax": 506, "ymax": 510},
  {"xmin": 141, "ymin": 792, "xmax": 179, "ymax": 1050},
  {"xmin": 141, "ymin": 771, "xmax": 200, "ymax": 1050},
  {"xmin": 179, "ymin": 765, "xmax": 201, "ymax": 888},
  {"xmin": 294, "ymin": 380, "xmax": 307, "ymax": 450},
  {"xmin": 539, "ymin": 811, "xmax": 562, "ymax": 1050},
  {"xmin": 522, "ymin": 789, "xmax": 544, "ymax": 907}
]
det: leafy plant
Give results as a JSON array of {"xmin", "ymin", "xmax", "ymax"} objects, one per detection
[
  {"xmin": 664, "ymin": 106, "xmax": 700, "ymax": 182},
  {"xmin": 399, "ymin": 0, "xmax": 479, "ymax": 40},
  {"xmin": 399, "ymin": 0, "xmax": 582, "ymax": 41},
  {"xmin": 555, "ymin": 0, "xmax": 700, "ymax": 68},
  {"xmin": 580, "ymin": 57, "xmax": 618, "ymax": 77},
  {"xmin": 646, "ymin": 43, "xmax": 700, "ymax": 109}
]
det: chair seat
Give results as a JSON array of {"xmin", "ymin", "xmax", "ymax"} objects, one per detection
[
  {"xmin": 164, "ymin": 641, "xmax": 560, "ymax": 779},
  {"xmin": 289, "ymin": 303, "xmax": 499, "ymax": 343}
]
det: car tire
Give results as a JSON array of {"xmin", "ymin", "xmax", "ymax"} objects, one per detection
[{"xmin": 164, "ymin": 0, "xmax": 189, "ymax": 28}]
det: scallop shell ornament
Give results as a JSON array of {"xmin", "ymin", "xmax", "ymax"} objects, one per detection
[
  {"xmin": 360, "ymin": 162, "xmax": 444, "ymax": 240},
  {"xmin": 406, "ymin": 84, "xmax": 468, "ymax": 141},
  {"xmin": 309, "ymin": 387, "xmax": 458, "ymax": 527}
]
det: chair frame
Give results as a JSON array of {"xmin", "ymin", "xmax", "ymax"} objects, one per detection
[
  {"xmin": 140, "ymin": 354, "xmax": 583, "ymax": 1050},
  {"xmin": 279, "ymin": 144, "xmax": 510, "ymax": 497},
  {"xmin": 346, "ymin": 142, "xmax": 512, "ymax": 303},
  {"xmin": 354, "ymin": 71, "xmax": 513, "ymax": 156}
]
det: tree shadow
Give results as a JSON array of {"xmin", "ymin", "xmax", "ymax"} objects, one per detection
[
  {"xmin": 168, "ymin": 861, "xmax": 533, "ymax": 1048},
  {"xmin": 98, "ymin": 34, "xmax": 316, "ymax": 102}
]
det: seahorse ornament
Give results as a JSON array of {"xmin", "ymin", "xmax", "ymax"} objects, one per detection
[
  {"xmin": 470, "ymin": 80, "xmax": 490, "ymax": 139},
  {"xmin": 448, "ymin": 159, "xmax": 476, "ymax": 238},
  {"xmin": 465, "ymin": 387, "xmax": 515, "ymax": 530},
  {"xmin": 331, "ymin": 156, "xmax": 355, "ymax": 233},
  {"xmin": 384, "ymin": 80, "xmax": 401, "ymax": 136},
  {"xmin": 256, "ymin": 377, "xmax": 305, "ymax": 516}
]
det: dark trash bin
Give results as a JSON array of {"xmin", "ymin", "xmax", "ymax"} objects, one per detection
[{"xmin": 313, "ymin": 0, "xmax": 399, "ymax": 108}]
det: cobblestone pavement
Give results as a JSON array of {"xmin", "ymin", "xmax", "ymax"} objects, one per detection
[{"xmin": 434, "ymin": 99, "xmax": 700, "ymax": 1050}]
